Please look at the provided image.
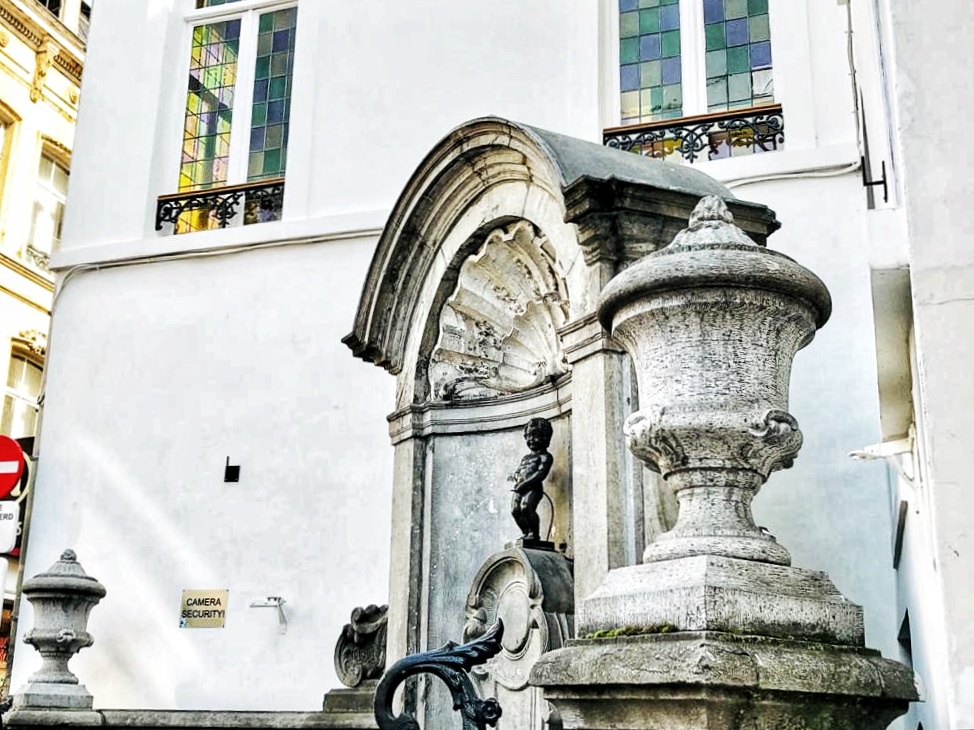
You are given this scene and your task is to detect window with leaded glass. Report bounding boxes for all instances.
[616,0,777,125]
[619,0,683,124]
[703,0,773,111]
[176,0,298,233]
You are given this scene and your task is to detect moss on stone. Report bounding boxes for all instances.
[583,624,676,639]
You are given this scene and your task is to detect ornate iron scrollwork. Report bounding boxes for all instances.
[155,178,285,233]
[373,620,504,730]
[603,105,785,164]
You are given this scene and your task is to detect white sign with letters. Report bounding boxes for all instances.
[0,502,18,553]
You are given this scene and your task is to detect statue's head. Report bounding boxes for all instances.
[524,417,553,450]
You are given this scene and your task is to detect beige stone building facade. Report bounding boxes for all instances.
[0,0,85,691]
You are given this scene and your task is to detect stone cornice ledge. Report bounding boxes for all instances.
[0,251,54,291]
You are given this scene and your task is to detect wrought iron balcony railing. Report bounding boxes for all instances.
[155,178,285,235]
[603,104,784,164]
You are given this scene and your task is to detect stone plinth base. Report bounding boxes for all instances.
[6,682,102,725]
[2,709,379,730]
[530,632,917,730]
[322,682,376,725]
[578,555,865,645]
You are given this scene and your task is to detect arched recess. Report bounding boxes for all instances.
[342,117,781,692]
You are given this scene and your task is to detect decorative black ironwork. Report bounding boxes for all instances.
[155,178,285,233]
[603,105,785,164]
[374,620,504,730]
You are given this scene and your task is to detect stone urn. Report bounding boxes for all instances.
[597,195,831,566]
[14,549,106,711]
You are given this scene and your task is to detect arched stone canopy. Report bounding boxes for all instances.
[343,116,779,408]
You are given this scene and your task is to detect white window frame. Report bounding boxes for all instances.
[28,152,69,258]
[2,351,43,441]
[172,0,298,192]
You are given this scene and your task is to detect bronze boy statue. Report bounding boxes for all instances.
[510,418,554,540]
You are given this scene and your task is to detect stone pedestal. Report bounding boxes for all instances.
[533,633,915,730]
[530,196,917,729]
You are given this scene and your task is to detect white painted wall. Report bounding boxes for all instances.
[14,0,927,714]
[884,0,974,726]
[13,238,395,709]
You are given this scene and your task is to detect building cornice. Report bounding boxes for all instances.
[0,1,84,86]
[0,250,55,291]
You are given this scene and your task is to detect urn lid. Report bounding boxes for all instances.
[22,549,107,599]
[598,195,832,331]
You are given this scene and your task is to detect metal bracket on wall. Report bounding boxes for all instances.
[250,596,288,634]
[861,155,888,204]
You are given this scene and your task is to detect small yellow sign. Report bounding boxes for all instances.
[180,589,228,628]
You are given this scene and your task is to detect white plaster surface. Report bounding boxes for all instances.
[12,239,394,710]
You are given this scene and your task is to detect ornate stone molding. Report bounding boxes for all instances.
[31,37,57,103]
[14,329,47,358]
[428,220,569,401]
[462,547,573,730]
[334,604,388,688]
[0,5,84,87]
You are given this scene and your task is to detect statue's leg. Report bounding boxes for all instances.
[511,492,526,535]
[522,489,543,539]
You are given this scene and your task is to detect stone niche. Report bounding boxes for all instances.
[344,117,779,729]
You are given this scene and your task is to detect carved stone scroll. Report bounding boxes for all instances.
[334,604,388,688]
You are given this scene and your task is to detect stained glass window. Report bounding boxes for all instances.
[619,0,682,124]
[703,0,774,112]
[179,19,239,192]
[176,3,297,233]
[248,8,297,181]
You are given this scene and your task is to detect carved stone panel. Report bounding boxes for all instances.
[462,547,574,730]
[429,220,569,401]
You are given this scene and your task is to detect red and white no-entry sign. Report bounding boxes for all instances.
[0,436,25,499]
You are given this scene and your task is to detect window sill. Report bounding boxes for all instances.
[50,208,388,271]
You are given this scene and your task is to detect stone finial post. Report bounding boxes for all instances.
[530,196,916,730]
[11,549,105,717]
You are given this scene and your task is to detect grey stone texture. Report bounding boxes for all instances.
[577,555,864,645]
[462,547,574,730]
[597,196,831,567]
[531,633,915,730]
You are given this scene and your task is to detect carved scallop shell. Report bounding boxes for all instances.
[429,220,569,401]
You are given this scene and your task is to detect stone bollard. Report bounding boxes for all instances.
[8,549,105,724]
[530,196,917,730]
